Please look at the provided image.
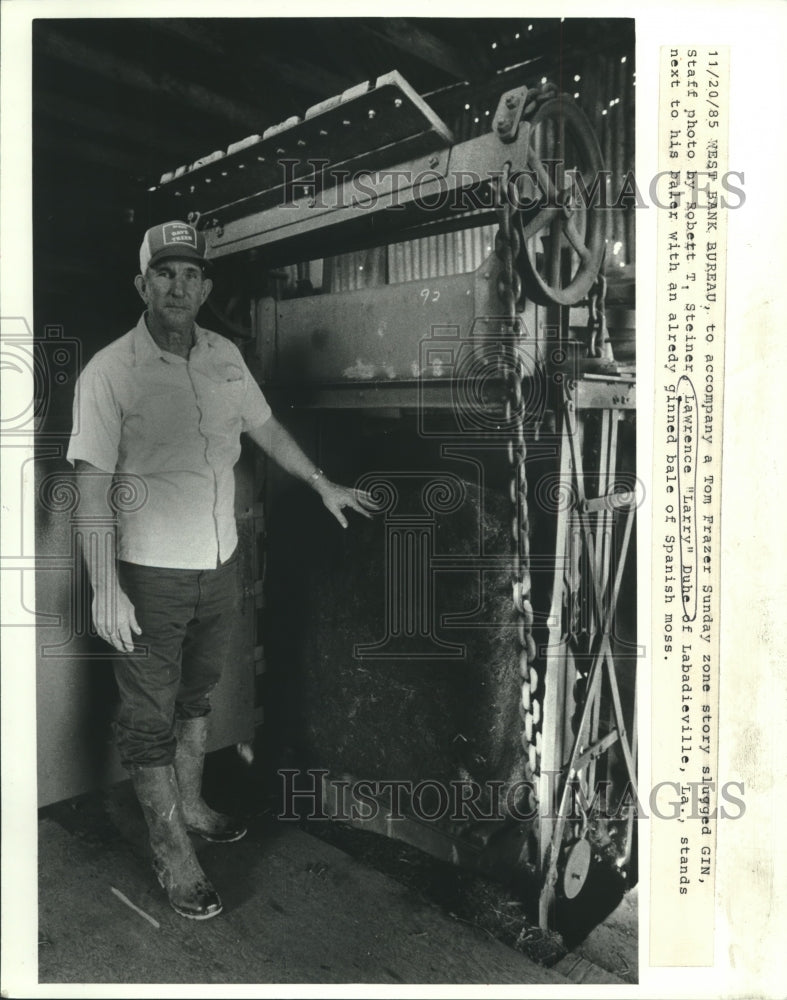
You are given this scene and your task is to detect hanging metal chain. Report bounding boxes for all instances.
[586,272,612,360]
[494,163,541,780]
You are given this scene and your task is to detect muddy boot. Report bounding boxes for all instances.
[131,764,223,920]
[174,716,247,843]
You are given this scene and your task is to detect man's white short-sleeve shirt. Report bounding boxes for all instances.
[67,315,271,569]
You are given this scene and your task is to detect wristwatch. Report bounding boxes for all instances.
[308,467,325,488]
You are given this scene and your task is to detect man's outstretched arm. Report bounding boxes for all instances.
[245,416,371,529]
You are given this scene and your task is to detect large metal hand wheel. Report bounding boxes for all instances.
[518,98,606,307]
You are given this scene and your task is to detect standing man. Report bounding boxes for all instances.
[67,220,369,920]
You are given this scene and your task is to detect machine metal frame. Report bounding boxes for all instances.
[151,71,638,930]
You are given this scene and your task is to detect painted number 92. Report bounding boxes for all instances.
[420,288,440,303]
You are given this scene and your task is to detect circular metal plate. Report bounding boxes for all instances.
[562,838,592,899]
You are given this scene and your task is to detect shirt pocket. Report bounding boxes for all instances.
[201,365,246,439]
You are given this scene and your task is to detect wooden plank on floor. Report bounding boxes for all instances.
[571,886,638,984]
[554,953,626,985]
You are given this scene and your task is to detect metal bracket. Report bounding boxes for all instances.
[582,491,637,514]
[493,87,530,143]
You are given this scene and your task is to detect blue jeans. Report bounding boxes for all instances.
[112,551,241,768]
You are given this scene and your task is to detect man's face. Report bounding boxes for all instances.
[134,258,212,333]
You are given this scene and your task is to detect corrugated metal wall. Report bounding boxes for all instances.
[321,225,498,291]
[281,50,634,295]
[387,226,497,283]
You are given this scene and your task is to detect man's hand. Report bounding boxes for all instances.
[92,583,142,652]
[245,418,377,527]
[314,479,374,529]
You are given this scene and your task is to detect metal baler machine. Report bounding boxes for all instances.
[150,71,638,931]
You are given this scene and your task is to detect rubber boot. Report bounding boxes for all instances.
[131,764,223,920]
[174,716,247,843]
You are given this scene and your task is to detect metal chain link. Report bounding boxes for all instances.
[586,272,611,360]
[494,163,541,779]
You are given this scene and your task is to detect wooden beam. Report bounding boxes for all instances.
[251,49,354,103]
[149,18,353,102]
[147,18,229,58]
[35,129,159,181]
[36,28,262,129]
[36,92,191,160]
[360,19,488,81]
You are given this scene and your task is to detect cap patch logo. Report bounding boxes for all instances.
[162,223,197,247]
[139,220,206,273]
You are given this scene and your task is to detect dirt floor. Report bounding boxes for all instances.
[37,758,637,987]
